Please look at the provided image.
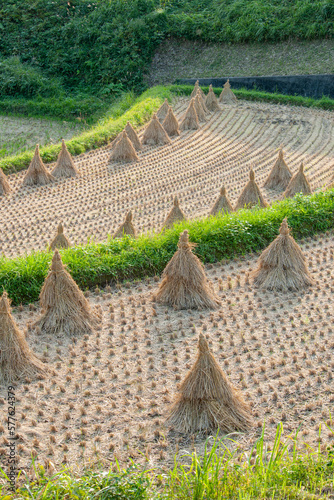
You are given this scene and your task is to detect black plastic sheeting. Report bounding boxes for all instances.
[176,75,334,99]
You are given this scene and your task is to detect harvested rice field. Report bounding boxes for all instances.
[1,97,334,258]
[1,231,334,472]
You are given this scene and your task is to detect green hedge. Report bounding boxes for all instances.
[1,190,334,305]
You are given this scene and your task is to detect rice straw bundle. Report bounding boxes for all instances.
[264,148,292,190]
[49,223,71,251]
[0,292,45,384]
[251,218,314,291]
[153,230,219,309]
[162,107,180,137]
[109,131,139,163]
[205,85,221,112]
[194,94,207,122]
[283,162,312,198]
[180,99,199,131]
[157,99,170,122]
[32,250,99,336]
[166,333,252,433]
[142,113,171,146]
[125,122,142,151]
[52,139,79,178]
[210,186,233,215]
[191,80,206,100]
[22,144,55,186]
[161,196,187,230]
[113,210,137,238]
[196,89,209,114]
[0,167,11,196]
[235,169,268,210]
[219,79,237,104]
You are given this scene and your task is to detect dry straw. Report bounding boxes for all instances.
[0,167,11,196]
[113,210,137,238]
[22,144,55,186]
[162,107,180,137]
[283,161,312,198]
[191,80,206,100]
[219,79,237,104]
[162,196,187,230]
[33,250,99,336]
[205,85,221,112]
[142,113,171,146]
[157,99,170,123]
[49,223,71,251]
[210,186,234,215]
[180,99,199,131]
[264,148,292,190]
[194,93,207,122]
[0,291,45,384]
[235,169,268,210]
[125,122,142,151]
[109,131,139,163]
[166,333,252,433]
[52,139,79,178]
[197,89,209,114]
[153,230,219,309]
[251,218,314,291]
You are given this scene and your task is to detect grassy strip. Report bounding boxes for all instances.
[1,190,334,306]
[170,84,334,111]
[1,423,333,498]
[0,86,172,174]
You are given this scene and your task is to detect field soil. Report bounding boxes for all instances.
[0,96,333,258]
[0,232,333,475]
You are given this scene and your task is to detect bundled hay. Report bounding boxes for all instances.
[142,113,171,146]
[33,250,98,336]
[0,292,45,384]
[283,161,312,198]
[162,107,180,137]
[196,89,209,114]
[125,122,142,151]
[166,333,252,433]
[235,169,268,210]
[109,131,139,163]
[180,99,199,131]
[157,99,170,122]
[210,186,233,215]
[191,80,206,100]
[0,167,11,196]
[49,223,71,251]
[113,210,137,238]
[219,79,237,104]
[251,218,314,291]
[161,196,187,230]
[52,139,79,178]
[264,149,292,190]
[22,144,55,186]
[194,94,207,122]
[153,230,219,309]
[205,85,221,112]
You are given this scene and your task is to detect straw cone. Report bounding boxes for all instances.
[109,131,139,163]
[194,94,207,122]
[162,107,180,137]
[157,99,170,123]
[264,149,292,190]
[49,223,71,251]
[191,80,206,100]
[283,162,312,198]
[161,196,187,231]
[113,211,137,238]
[52,139,79,178]
[33,250,99,335]
[180,99,199,131]
[196,89,209,114]
[251,218,314,291]
[0,167,11,196]
[125,122,142,151]
[22,145,55,186]
[235,169,268,210]
[219,79,237,104]
[166,333,252,433]
[205,85,221,112]
[0,292,45,384]
[142,113,171,146]
[153,230,219,309]
[210,186,234,215]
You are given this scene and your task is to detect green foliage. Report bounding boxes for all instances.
[1,189,334,306]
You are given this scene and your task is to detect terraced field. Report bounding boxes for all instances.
[1,97,333,258]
